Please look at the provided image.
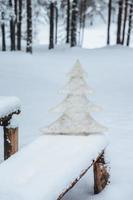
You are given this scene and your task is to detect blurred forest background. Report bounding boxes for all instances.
[0,0,133,52]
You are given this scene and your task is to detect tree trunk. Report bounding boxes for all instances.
[9,0,16,51]
[55,4,58,45]
[122,0,128,44]
[107,0,112,45]
[126,2,133,46]
[17,0,22,50]
[71,0,78,47]
[116,0,124,44]
[66,0,70,43]
[80,0,87,46]
[26,0,32,53]
[1,11,6,51]
[14,0,18,49]
[49,2,55,49]
[79,0,84,46]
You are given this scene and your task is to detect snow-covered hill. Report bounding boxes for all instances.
[0,45,133,199]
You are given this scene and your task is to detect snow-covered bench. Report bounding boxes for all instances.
[0,97,21,160]
[0,134,109,200]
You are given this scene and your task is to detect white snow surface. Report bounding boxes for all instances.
[0,134,107,200]
[0,96,20,118]
[0,45,133,199]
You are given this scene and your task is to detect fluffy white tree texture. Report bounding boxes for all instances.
[42,60,107,135]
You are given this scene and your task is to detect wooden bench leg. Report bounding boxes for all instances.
[93,151,109,194]
[4,127,18,160]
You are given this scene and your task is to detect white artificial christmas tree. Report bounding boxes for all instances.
[42,60,107,135]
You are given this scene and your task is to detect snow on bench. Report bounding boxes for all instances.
[0,134,108,200]
[0,96,20,120]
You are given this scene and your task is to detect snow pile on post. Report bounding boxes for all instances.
[0,134,108,200]
[0,97,21,118]
[42,60,107,135]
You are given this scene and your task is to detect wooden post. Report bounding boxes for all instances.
[4,127,18,160]
[93,152,109,194]
[56,150,109,200]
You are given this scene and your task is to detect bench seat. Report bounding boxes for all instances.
[0,134,107,200]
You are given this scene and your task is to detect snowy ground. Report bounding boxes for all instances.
[0,45,133,199]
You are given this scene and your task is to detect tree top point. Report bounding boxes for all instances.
[73,59,83,69]
[68,59,87,78]
[75,59,81,65]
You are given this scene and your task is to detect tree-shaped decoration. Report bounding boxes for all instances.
[42,60,107,135]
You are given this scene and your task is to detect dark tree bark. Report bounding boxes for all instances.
[26,0,32,53]
[79,0,84,45]
[49,2,55,49]
[127,2,133,46]
[14,0,17,22]
[9,0,16,51]
[14,0,18,49]
[122,0,128,44]
[17,0,22,50]
[79,0,86,46]
[82,1,87,36]
[66,0,70,43]
[116,0,124,44]
[1,11,6,51]
[107,0,112,45]
[71,0,78,47]
[55,4,58,45]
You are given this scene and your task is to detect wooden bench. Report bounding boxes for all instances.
[0,134,109,199]
[0,97,21,160]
